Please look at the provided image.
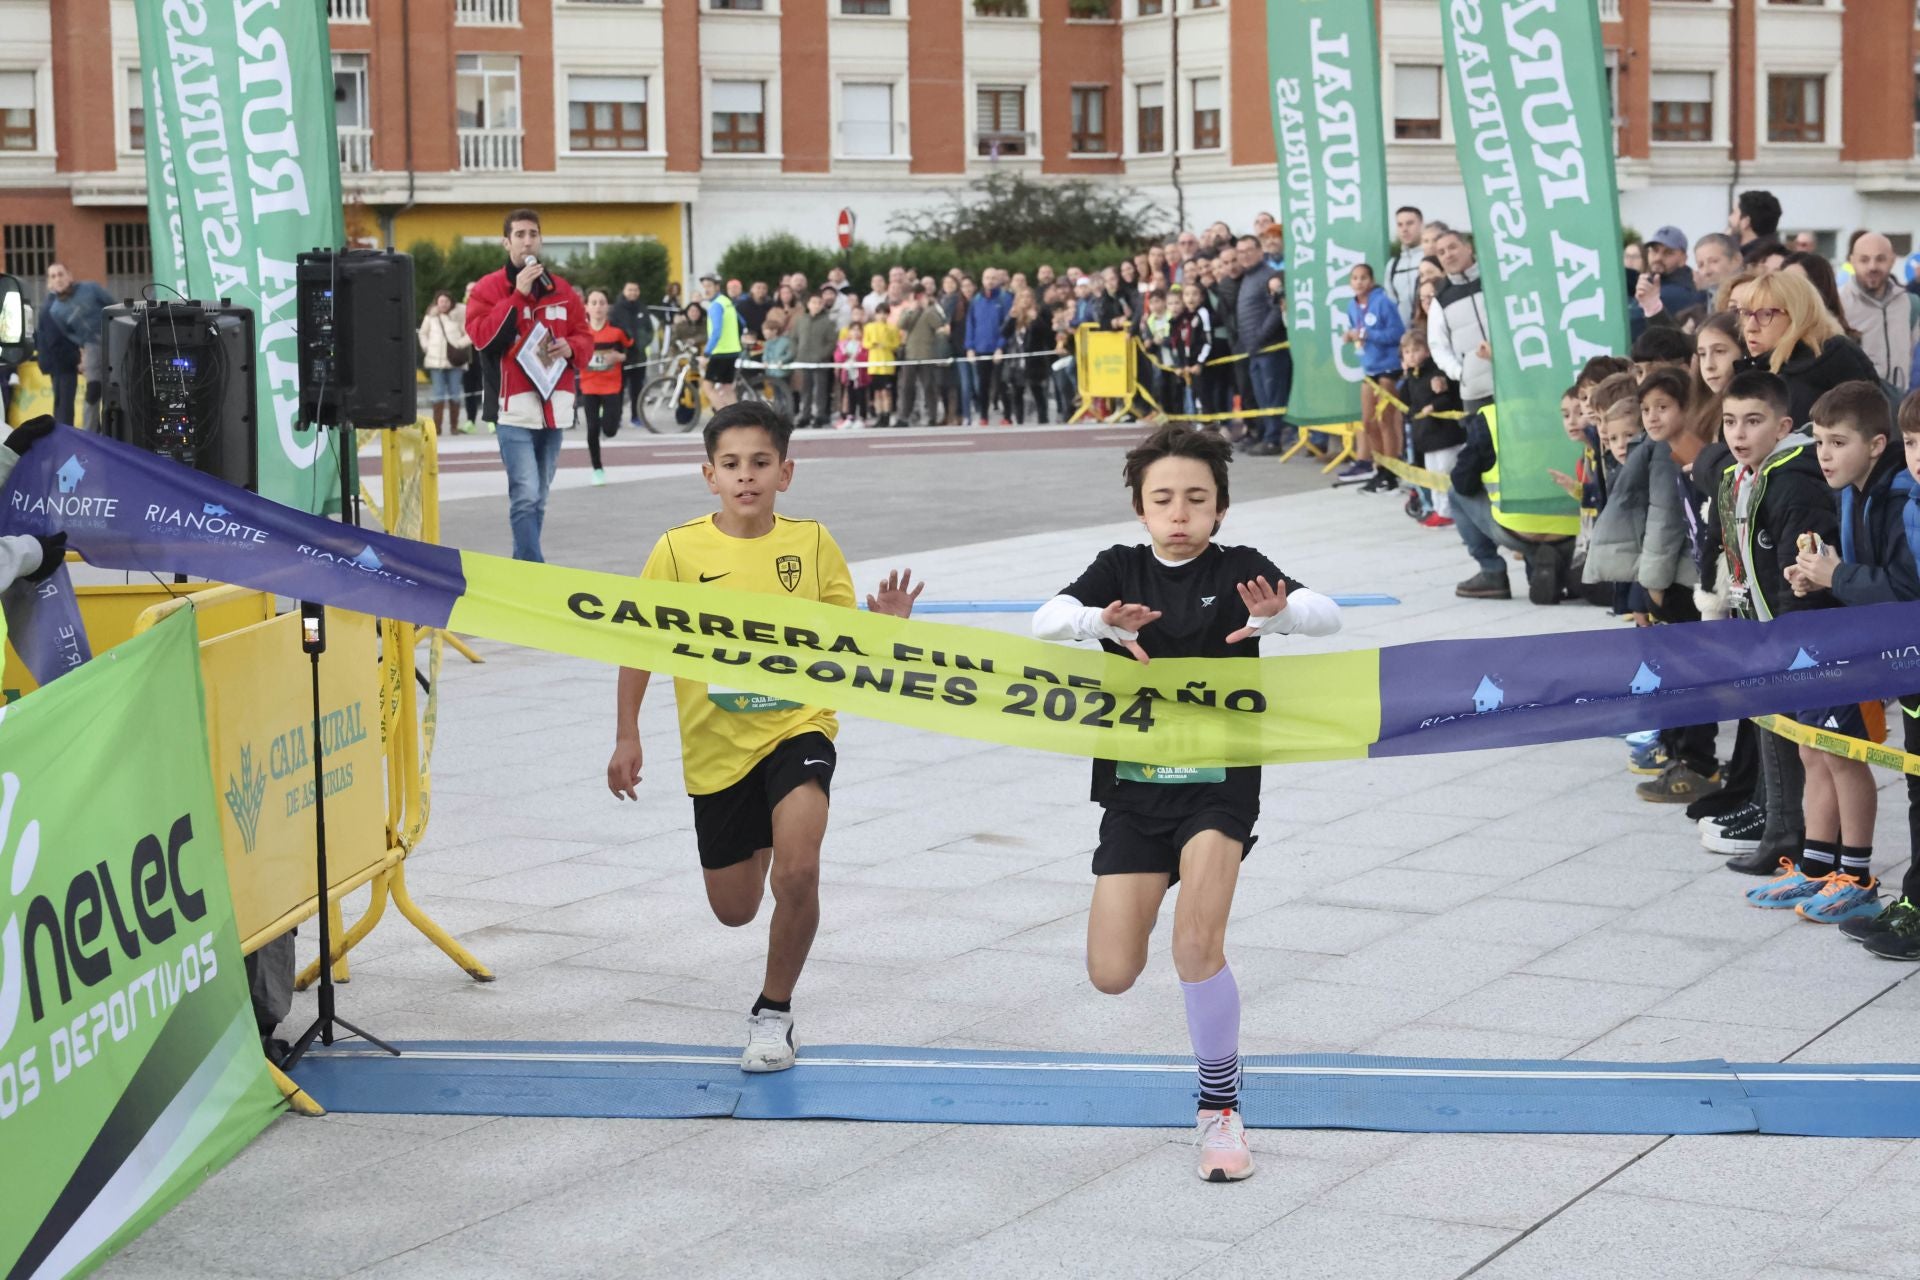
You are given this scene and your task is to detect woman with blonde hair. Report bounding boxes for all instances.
[1731,268,1879,425]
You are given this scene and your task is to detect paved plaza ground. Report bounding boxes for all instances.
[102,427,1920,1280]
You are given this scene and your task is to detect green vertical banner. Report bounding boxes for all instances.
[1266,0,1390,429]
[0,612,283,1279]
[135,0,347,514]
[1439,0,1629,515]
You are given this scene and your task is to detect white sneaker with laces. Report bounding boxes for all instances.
[742,1009,796,1073]
[1195,1107,1255,1182]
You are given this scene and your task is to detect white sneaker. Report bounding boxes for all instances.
[742,1009,796,1073]
[1195,1108,1255,1182]
[591,468,607,486]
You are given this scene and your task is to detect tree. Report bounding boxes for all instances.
[886,173,1169,258]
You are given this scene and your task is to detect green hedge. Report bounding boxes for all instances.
[406,237,670,319]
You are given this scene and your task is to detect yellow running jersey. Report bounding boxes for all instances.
[640,513,856,794]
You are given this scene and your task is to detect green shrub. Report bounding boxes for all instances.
[406,237,667,318]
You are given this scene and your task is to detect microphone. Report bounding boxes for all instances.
[525,257,554,297]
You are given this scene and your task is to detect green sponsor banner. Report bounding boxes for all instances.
[1440,0,1629,515]
[1266,0,1390,428]
[135,0,347,515]
[0,611,282,1279]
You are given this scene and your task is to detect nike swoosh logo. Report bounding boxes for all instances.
[802,759,830,767]
[699,572,730,582]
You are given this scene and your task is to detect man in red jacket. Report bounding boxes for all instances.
[465,207,592,562]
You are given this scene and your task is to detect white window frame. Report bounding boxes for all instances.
[561,71,655,157]
[1069,83,1116,158]
[1186,72,1224,154]
[833,77,906,161]
[332,51,371,132]
[1757,59,1840,149]
[704,74,780,160]
[706,0,780,12]
[833,0,905,15]
[0,66,49,158]
[1388,63,1446,145]
[1648,68,1718,147]
[1129,79,1165,157]
[120,63,144,156]
[970,78,1040,163]
[455,52,522,131]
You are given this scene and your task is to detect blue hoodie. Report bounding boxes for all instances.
[964,287,1011,355]
[1833,451,1920,604]
[1345,286,1405,377]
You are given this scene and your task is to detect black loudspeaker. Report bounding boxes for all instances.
[101,300,258,491]
[296,249,418,428]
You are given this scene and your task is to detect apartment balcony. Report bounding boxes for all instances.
[1599,0,1621,20]
[328,0,369,20]
[455,0,521,25]
[337,127,373,175]
[459,128,523,170]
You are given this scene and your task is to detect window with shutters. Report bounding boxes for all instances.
[1650,71,1712,143]
[1393,65,1441,140]
[1190,76,1220,150]
[840,82,893,156]
[0,72,36,151]
[976,86,1026,156]
[569,75,648,151]
[710,80,766,153]
[1136,82,1164,154]
[4,224,55,307]
[126,66,144,152]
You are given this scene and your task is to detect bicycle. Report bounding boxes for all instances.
[638,347,794,433]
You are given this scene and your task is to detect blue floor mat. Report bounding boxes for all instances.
[286,1042,1920,1137]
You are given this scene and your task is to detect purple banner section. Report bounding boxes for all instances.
[1,427,465,686]
[1373,608,1920,758]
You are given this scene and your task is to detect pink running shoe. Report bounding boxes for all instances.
[1196,1108,1255,1182]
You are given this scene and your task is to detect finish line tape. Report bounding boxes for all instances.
[10,425,1920,769]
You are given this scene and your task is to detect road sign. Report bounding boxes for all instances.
[836,208,855,249]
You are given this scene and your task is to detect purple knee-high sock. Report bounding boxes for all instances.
[1180,962,1240,1112]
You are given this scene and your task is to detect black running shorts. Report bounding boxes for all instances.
[1091,807,1256,884]
[705,353,739,385]
[1793,702,1869,740]
[691,732,835,869]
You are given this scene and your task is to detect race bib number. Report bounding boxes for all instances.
[708,686,801,713]
[1116,762,1226,785]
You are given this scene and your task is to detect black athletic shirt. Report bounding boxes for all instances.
[1061,542,1304,816]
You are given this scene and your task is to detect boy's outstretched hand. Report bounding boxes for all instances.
[1101,600,1161,664]
[868,568,925,618]
[1791,542,1839,592]
[607,739,643,800]
[1224,576,1287,643]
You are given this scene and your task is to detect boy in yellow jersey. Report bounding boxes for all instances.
[862,301,904,429]
[605,401,924,1071]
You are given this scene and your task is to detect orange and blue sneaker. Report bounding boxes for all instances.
[1797,874,1881,924]
[1745,859,1827,909]
[1196,1108,1255,1182]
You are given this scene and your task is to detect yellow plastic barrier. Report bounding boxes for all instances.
[1070,324,1136,422]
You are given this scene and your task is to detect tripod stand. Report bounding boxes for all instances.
[279,426,397,1070]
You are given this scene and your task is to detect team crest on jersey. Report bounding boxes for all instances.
[776,554,803,592]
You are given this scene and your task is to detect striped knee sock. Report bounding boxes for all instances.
[1180,962,1241,1112]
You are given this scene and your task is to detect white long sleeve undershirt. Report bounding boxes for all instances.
[1032,581,1342,646]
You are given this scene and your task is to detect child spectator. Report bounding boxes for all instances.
[1844,391,1920,957]
[1141,288,1173,415]
[1629,326,1695,382]
[863,302,903,429]
[836,304,870,428]
[579,287,631,487]
[1344,263,1407,493]
[1762,382,1920,920]
[1714,368,1840,879]
[1173,284,1216,416]
[760,314,794,401]
[1399,330,1462,527]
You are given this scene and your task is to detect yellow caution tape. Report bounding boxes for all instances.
[1753,712,1920,777]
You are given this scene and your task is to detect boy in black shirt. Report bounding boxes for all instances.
[1033,424,1341,1183]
